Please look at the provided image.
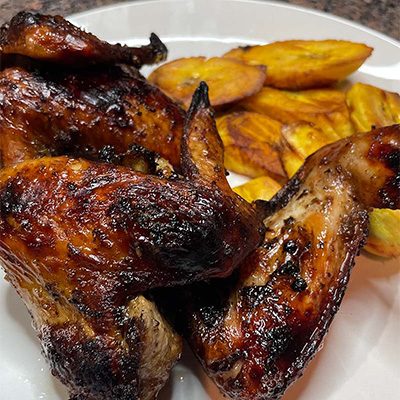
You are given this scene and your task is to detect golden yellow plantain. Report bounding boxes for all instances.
[346,82,400,132]
[233,175,282,202]
[346,82,400,258]
[148,57,266,109]
[279,121,334,177]
[216,112,286,181]
[241,87,354,139]
[224,40,372,89]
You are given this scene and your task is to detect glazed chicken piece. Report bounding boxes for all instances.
[0,65,185,169]
[0,12,184,169]
[162,124,400,400]
[0,12,167,67]
[0,83,265,400]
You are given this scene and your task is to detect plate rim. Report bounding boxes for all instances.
[1,2,399,400]
[67,0,400,48]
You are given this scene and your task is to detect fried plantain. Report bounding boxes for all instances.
[279,121,334,177]
[241,86,354,139]
[365,210,400,258]
[279,147,304,179]
[148,57,266,109]
[346,82,400,257]
[224,40,372,89]
[346,82,400,132]
[216,111,286,181]
[233,175,282,202]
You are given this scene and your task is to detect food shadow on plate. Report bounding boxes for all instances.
[5,285,69,399]
[49,373,69,400]
[158,344,226,400]
[5,285,37,346]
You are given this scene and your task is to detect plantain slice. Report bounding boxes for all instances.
[148,57,266,109]
[279,121,333,177]
[282,121,334,158]
[279,146,304,180]
[240,86,354,139]
[346,82,400,258]
[224,40,372,89]
[346,82,400,132]
[365,210,400,258]
[216,111,286,181]
[233,175,282,202]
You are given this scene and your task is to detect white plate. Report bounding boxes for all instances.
[0,1,399,399]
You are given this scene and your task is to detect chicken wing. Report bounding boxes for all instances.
[0,65,185,168]
[161,124,400,400]
[0,12,167,68]
[0,83,265,399]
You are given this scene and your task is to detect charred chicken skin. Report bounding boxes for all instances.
[0,83,265,400]
[0,12,167,68]
[0,12,185,169]
[0,65,185,169]
[0,15,186,399]
[163,124,400,400]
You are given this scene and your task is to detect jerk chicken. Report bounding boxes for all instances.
[0,12,168,67]
[0,65,185,169]
[0,83,265,399]
[0,12,190,399]
[158,124,400,400]
[0,12,185,169]
[1,9,398,400]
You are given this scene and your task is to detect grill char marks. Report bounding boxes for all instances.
[0,82,266,400]
[0,149,263,305]
[42,322,141,400]
[0,66,185,169]
[0,12,167,68]
[166,124,400,400]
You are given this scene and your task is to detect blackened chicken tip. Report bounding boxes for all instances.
[149,32,168,62]
[188,81,211,115]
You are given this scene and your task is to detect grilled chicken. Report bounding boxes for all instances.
[160,124,400,400]
[0,12,167,68]
[0,12,184,169]
[0,65,185,169]
[0,83,265,400]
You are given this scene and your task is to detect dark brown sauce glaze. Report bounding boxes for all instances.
[0,12,167,68]
[0,65,185,168]
[0,83,264,316]
[0,83,265,400]
[157,124,400,400]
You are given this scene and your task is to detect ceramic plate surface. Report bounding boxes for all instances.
[0,1,399,399]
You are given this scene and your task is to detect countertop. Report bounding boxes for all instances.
[0,0,399,40]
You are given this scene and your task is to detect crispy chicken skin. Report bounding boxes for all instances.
[0,13,183,169]
[162,124,400,400]
[0,83,265,399]
[0,12,167,68]
[0,65,185,168]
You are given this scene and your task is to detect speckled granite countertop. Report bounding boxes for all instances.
[0,0,399,40]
